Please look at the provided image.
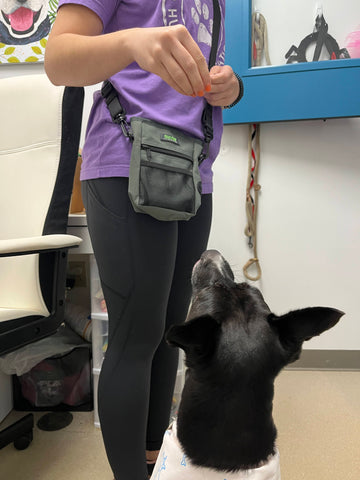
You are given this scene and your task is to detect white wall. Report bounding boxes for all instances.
[209,120,360,351]
[1,52,359,351]
[208,0,360,351]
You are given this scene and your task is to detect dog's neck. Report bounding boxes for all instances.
[176,375,278,472]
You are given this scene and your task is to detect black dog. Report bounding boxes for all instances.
[151,250,344,479]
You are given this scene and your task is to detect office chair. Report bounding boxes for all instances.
[0,74,84,450]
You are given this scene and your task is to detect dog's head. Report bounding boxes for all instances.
[0,0,49,43]
[167,250,344,379]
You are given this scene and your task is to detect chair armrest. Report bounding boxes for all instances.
[0,234,82,257]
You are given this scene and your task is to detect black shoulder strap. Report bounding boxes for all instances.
[101,80,134,140]
[209,0,221,69]
[200,0,221,162]
[102,0,221,161]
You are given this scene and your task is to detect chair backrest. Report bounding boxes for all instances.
[0,74,84,340]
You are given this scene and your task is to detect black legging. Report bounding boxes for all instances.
[82,177,212,480]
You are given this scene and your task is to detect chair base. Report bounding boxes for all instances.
[0,413,34,450]
[0,410,75,451]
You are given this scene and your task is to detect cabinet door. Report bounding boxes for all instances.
[223,0,360,124]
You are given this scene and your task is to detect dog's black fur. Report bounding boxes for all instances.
[166,250,344,472]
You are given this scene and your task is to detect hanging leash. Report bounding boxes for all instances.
[252,11,271,67]
[243,11,270,282]
[243,123,262,281]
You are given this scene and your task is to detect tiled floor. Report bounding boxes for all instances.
[1,370,359,480]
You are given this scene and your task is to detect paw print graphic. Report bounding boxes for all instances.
[190,0,213,47]
[154,453,168,480]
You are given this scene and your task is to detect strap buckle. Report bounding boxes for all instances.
[101,81,134,141]
[199,106,213,163]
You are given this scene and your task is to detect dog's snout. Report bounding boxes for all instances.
[193,250,235,286]
[192,250,222,275]
[200,250,227,272]
[200,249,222,262]
[192,250,221,274]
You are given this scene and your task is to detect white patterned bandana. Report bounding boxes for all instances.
[150,421,281,480]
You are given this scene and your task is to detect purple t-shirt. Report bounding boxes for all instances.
[58,0,226,193]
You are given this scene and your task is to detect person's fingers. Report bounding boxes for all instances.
[131,25,210,96]
[157,26,210,95]
[178,29,211,93]
[204,66,240,106]
[204,91,229,106]
[157,53,192,96]
[209,65,232,86]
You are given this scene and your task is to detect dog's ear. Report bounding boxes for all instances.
[166,315,220,356]
[269,307,344,358]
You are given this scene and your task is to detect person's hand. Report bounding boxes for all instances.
[128,25,211,97]
[204,65,240,107]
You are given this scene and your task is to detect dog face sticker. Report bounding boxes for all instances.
[0,0,57,63]
[0,0,51,44]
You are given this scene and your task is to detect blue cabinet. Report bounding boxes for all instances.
[223,0,360,124]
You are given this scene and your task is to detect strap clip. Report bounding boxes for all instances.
[101,81,134,140]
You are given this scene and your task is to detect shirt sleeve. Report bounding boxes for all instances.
[57,0,119,31]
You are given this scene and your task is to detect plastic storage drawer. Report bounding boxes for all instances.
[92,313,108,371]
[93,368,101,428]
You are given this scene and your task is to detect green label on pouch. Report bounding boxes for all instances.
[161,133,179,145]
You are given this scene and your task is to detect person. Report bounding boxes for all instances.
[45,2,241,480]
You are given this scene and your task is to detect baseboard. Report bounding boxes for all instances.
[286,350,360,371]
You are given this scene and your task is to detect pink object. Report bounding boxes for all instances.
[345,27,360,58]
[7,7,34,32]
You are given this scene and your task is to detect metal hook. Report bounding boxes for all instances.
[313,4,324,33]
[315,3,323,19]
[254,5,260,23]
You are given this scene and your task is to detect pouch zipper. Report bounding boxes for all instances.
[140,159,192,176]
[141,144,193,163]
